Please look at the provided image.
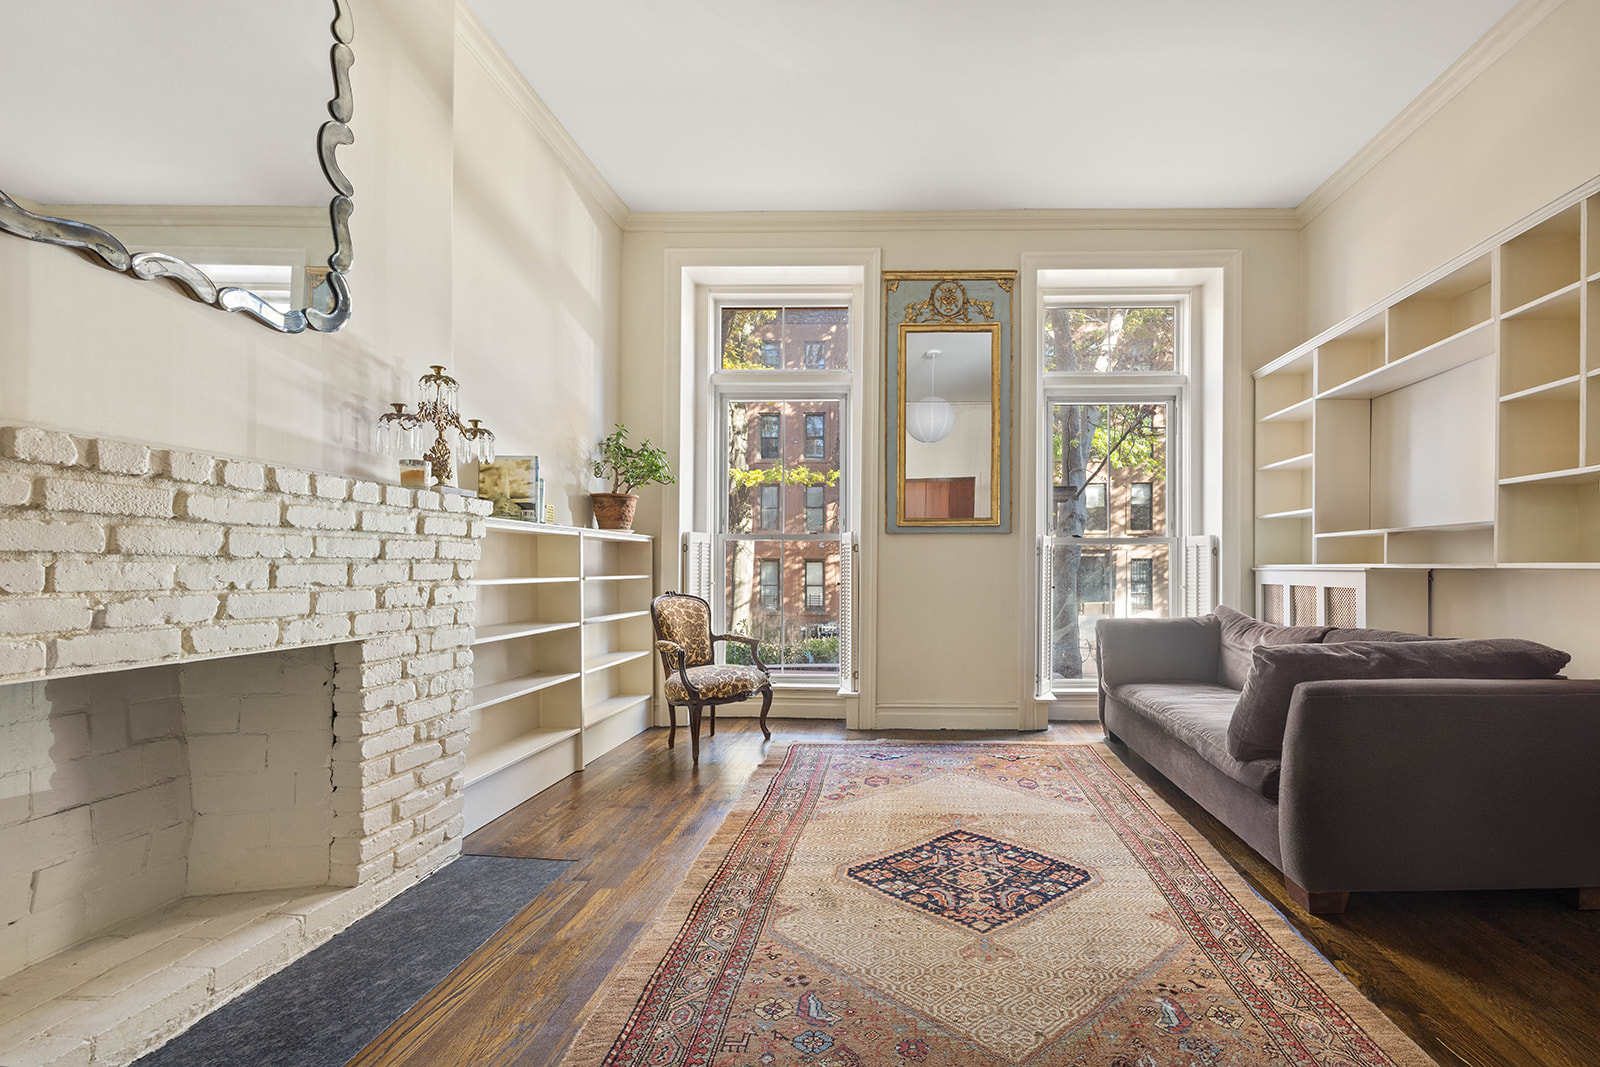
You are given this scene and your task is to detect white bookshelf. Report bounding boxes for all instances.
[1253,180,1600,619]
[463,520,655,834]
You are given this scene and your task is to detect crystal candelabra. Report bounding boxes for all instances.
[376,365,495,486]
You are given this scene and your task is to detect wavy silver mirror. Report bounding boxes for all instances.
[0,0,354,334]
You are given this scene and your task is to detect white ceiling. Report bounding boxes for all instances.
[472,0,1521,213]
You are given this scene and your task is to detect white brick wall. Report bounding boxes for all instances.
[0,425,491,1064]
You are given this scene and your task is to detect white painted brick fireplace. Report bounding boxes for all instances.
[0,425,492,1067]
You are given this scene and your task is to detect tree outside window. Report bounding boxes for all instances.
[1079,549,1112,603]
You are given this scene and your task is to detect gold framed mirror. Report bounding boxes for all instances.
[885,271,1014,532]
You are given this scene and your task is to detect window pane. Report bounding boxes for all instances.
[758,485,779,530]
[1130,557,1154,611]
[726,400,841,536]
[1048,543,1170,684]
[759,414,780,459]
[804,413,825,459]
[1085,483,1107,531]
[720,306,849,371]
[1130,482,1153,531]
[1048,403,1168,537]
[782,307,850,371]
[720,308,783,370]
[1044,306,1175,372]
[724,540,841,674]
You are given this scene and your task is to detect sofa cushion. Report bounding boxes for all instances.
[1323,627,1442,643]
[1214,604,1331,690]
[1227,638,1573,761]
[1110,682,1282,799]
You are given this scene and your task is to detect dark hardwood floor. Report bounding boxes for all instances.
[347,719,1600,1067]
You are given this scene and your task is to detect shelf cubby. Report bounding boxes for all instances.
[1254,514,1312,566]
[1256,356,1313,422]
[1311,398,1372,533]
[1315,531,1385,566]
[1255,415,1313,472]
[1587,374,1600,467]
[1498,475,1600,563]
[1313,313,1385,394]
[1499,382,1581,479]
[475,520,579,581]
[1586,194,1600,280]
[1500,285,1580,396]
[1386,525,1495,567]
[1386,254,1492,362]
[1501,204,1582,314]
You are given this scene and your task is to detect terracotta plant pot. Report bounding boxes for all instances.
[591,492,639,530]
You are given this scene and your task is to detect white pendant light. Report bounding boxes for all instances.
[906,349,955,443]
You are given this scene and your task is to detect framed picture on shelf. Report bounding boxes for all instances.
[476,455,539,517]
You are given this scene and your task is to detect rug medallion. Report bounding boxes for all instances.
[564,743,1435,1067]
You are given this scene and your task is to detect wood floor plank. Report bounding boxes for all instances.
[348,720,1600,1067]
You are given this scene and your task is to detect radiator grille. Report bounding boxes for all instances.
[1291,585,1317,626]
[1325,585,1359,628]
[1261,584,1284,624]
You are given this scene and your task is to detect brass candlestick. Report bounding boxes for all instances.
[376,366,495,485]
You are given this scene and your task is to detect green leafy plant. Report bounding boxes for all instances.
[591,424,675,495]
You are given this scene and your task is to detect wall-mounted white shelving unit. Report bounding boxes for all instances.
[464,520,655,834]
[1254,179,1600,625]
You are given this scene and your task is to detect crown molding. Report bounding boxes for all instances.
[1296,0,1565,225]
[454,1,630,229]
[624,207,1299,234]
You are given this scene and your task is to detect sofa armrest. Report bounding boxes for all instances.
[1279,677,1600,895]
[1095,616,1221,690]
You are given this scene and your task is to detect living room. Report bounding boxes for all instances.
[2,1,1598,1065]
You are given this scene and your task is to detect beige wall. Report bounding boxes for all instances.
[1301,0,1600,334]
[450,17,623,527]
[1297,0,1600,676]
[619,222,1300,723]
[0,0,455,480]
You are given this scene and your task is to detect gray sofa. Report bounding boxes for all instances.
[1095,606,1600,914]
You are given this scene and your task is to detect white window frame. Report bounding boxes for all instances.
[706,290,858,687]
[1040,291,1191,694]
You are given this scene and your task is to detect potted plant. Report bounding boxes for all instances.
[590,423,674,530]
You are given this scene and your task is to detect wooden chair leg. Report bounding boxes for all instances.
[688,702,702,764]
[758,685,772,741]
[1285,876,1348,915]
[666,703,676,748]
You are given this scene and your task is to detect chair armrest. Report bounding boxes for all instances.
[714,633,769,673]
[1279,677,1600,894]
[654,639,699,700]
[1095,616,1221,690]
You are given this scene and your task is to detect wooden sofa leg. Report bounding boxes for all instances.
[688,703,702,765]
[1562,887,1600,910]
[666,703,676,748]
[1285,877,1349,915]
[758,685,772,741]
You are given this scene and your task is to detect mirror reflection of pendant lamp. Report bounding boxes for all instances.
[906,348,955,443]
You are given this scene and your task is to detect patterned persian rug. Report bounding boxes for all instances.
[563,743,1435,1066]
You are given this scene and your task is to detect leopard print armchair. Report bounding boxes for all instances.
[650,591,772,763]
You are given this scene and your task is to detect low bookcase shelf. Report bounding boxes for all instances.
[1252,177,1600,618]
[464,518,656,833]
